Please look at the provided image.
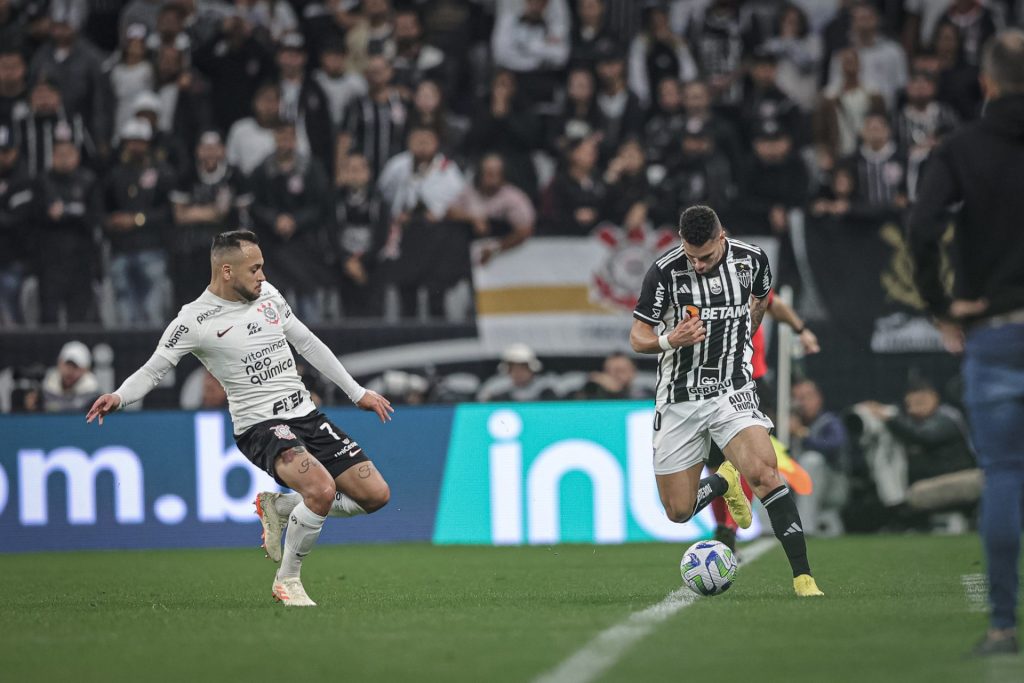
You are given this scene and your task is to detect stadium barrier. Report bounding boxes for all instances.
[0,402,760,553]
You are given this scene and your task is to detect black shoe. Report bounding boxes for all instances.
[970,633,1019,657]
[713,525,737,553]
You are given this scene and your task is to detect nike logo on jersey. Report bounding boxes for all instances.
[217,327,233,337]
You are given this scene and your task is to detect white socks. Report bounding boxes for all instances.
[277,502,326,579]
[276,491,367,519]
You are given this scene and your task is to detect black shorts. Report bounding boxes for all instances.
[235,410,370,487]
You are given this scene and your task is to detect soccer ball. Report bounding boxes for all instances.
[680,540,738,596]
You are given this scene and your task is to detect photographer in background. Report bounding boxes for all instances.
[41,340,100,412]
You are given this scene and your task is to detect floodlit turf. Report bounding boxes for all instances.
[0,535,1020,682]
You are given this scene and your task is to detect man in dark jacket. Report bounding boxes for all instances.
[103,117,176,326]
[38,127,99,324]
[908,29,1024,657]
[249,120,332,323]
[0,122,39,324]
[275,32,334,179]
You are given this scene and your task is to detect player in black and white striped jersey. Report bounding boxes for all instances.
[630,205,823,597]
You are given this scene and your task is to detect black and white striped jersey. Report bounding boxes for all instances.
[633,238,772,404]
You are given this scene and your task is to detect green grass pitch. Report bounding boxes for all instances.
[1,535,1020,682]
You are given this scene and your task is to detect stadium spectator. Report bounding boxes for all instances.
[103,117,175,326]
[477,343,554,402]
[180,368,230,410]
[627,2,697,109]
[0,123,37,325]
[736,120,808,235]
[689,0,752,106]
[149,2,192,52]
[0,47,27,124]
[577,351,653,400]
[815,47,887,159]
[407,79,468,155]
[933,19,984,119]
[760,2,823,112]
[593,39,645,160]
[131,90,189,178]
[841,111,908,216]
[345,0,396,73]
[547,66,601,156]
[825,1,908,108]
[153,41,214,171]
[369,369,430,405]
[451,153,536,264]
[0,0,28,54]
[739,50,802,143]
[192,9,275,133]
[937,0,1000,67]
[29,0,112,156]
[249,120,333,322]
[540,135,606,236]
[390,6,448,98]
[313,35,367,129]
[376,124,468,318]
[464,69,541,199]
[895,70,960,201]
[809,162,856,218]
[16,76,93,176]
[304,0,360,72]
[680,79,743,178]
[602,138,649,230]
[332,153,387,317]
[340,54,410,180]
[106,23,154,140]
[571,0,621,68]
[38,128,99,324]
[644,77,687,166]
[275,32,333,176]
[41,340,99,412]
[170,131,248,308]
[894,70,961,154]
[119,0,164,36]
[791,378,848,537]
[650,121,736,226]
[233,0,299,43]
[491,0,571,106]
[226,83,279,175]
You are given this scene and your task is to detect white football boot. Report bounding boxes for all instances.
[254,492,285,562]
[272,576,317,607]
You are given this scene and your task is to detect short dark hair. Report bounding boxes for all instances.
[211,230,258,257]
[678,205,721,245]
[983,29,1024,95]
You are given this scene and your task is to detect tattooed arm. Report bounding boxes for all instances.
[750,295,769,334]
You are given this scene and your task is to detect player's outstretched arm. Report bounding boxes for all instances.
[284,317,394,422]
[86,394,122,425]
[766,296,820,354]
[750,295,770,334]
[85,353,175,425]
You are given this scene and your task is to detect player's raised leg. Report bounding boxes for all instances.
[272,445,335,606]
[656,462,730,524]
[722,425,823,597]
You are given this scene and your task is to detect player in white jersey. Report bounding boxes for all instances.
[87,230,394,607]
[630,206,823,597]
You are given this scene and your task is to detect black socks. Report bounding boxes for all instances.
[762,485,811,577]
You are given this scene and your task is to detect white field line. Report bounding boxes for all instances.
[533,538,778,683]
[961,573,988,613]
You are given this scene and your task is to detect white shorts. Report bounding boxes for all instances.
[652,383,774,476]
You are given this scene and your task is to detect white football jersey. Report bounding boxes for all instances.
[154,282,313,434]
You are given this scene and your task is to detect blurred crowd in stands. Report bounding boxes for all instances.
[0,0,1016,326]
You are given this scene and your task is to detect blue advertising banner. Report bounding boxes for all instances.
[0,407,453,552]
[0,402,758,553]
